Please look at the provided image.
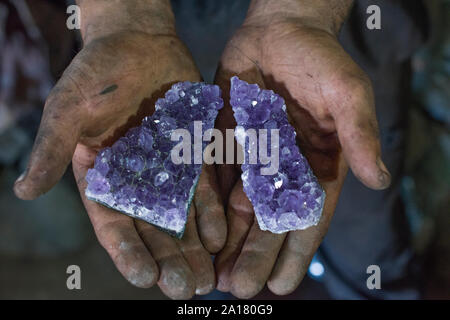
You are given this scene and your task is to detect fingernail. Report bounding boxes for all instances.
[376,157,391,188]
[196,282,214,295]
[15,170,27,184]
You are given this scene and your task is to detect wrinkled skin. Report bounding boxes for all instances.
[214,18,391,298]
[14,32,226,299]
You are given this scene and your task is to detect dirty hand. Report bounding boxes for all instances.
[214,0,391,298]
[14,0,226,299]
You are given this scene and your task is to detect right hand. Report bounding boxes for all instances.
[14,30,226,299]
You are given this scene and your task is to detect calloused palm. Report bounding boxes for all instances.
[14,32,226,299]
[214,20,391,298]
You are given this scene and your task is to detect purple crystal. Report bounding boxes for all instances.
[230,76,325,233]
[85,82,223,237]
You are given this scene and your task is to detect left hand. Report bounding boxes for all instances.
[214,6,391,298]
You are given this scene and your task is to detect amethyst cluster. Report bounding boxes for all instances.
[230,76,325,233]
[85,82,223,237]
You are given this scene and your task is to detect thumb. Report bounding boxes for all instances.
[14,81,84,200]
[332,81,391,190]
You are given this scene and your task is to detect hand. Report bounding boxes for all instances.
[14,1,226,299]
[214,0,391,298]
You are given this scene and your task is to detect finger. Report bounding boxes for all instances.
[267,231,311,295]
[267,215,331,295]
[135,220,196,299]
[332,79,391,190]
[14,81,83,200]
[267,160,347,295]
[135,219,196,300]
[72,144,158,288]
[230,222,286,299]
[176,206,215,295]
[214,180,254,292]
[194,164,227,253]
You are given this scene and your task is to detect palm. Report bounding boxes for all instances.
[214,21,387,298]
[69,33,200,148]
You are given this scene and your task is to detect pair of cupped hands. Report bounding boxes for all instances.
[13,4,391,299]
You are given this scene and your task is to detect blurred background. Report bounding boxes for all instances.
[0,0,448,299]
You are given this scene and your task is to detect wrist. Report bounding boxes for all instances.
[244,0,354,36]
[76,0,176,44]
